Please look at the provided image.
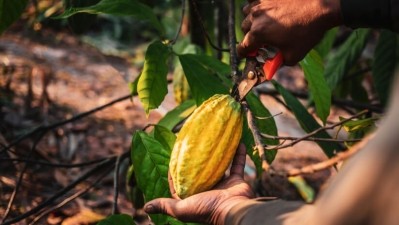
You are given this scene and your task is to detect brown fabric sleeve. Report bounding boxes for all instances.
[224,199,304,225]
[340,0,393,30]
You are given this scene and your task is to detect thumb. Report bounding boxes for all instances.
[144,198,179,217]
[237,31,262,58]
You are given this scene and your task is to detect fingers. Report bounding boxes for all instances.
[237,31,263,58]
[230,143,247,177]
[241,15,252,34]
[144,198,179,217]
[243,0,259,16]
[168,171,180,200]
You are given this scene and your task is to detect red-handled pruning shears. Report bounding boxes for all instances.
[237,47,283,101]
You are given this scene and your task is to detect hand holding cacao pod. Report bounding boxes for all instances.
[169,94,244,199]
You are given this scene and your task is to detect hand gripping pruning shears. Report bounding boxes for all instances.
[237,47,283,101]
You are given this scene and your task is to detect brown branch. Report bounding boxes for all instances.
[264,110,369,151]
[170,0,186,45]
[228,0,239,82]
[283,133,375,177]
[112,155,124,215]
[0,94,132,154]
[0,157,109,168]
[261,134,363,143]
[28,165,114,225]
[1,151,129,225]
[243,102,270,171]
[256,88,383,113]
[2,132,46,223]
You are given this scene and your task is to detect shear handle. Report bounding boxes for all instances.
[263,52,283,80]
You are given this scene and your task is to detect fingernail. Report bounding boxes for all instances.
[144,204,154,213]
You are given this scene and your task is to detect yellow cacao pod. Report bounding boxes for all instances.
[173,65,191,104]
[169,94,243,199]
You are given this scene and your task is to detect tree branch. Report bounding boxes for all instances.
[0,94,132,154]
[2,132,46,223]
[28,165,114,225]
[228,0,239,82]
[112,155,124,215]
[0,157,109,168]
[170,0,186,45]
[264,110,369,151]
[256,88,383,113]
[243,102,270,171]
[273,133,375,177]
[261,134,362,143]
[1,151,129,225]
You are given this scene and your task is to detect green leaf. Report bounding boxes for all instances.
[246,93,279,147]
[300,50,331,124]
[273,81,343,158]
[288,176,315,203]
[153,125,176,152]
[0,0,28,34]
[324,29,371,90]
[179,54,229,104]
[97,214,135,225]
[128,73,140,96]
[340,117,378,133]
[372,30,399,107]
[137,41,171,114]
[157,99,196,130]
[131,131,171,224]
[56,0,164,34]
[188,54,232,86]
[314,27,338,59]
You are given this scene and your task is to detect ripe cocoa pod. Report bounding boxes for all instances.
[169,94,243,199]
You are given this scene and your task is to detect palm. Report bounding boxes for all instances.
[144,144,254,224]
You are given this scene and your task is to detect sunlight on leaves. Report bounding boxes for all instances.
[137,41,171,115]
[300,50,331,124]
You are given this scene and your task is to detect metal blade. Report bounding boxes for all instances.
[238,71,258,101]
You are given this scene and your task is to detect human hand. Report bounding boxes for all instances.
[143,144,254,225]
[237,0,342,65]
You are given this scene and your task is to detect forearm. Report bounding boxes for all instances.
[224,199,304,225]
[341,0,399,32]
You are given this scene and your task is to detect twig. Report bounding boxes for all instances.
[279,133,375,177]
[28,165,114,225]
[0,157,109,168]
[228,0,239,82]
[264,110,369,150]
[112,155,123,215]
[261,134,363,143]
[2,132,45,223]
[190,0,229,52]
[0,94,132,154]
[1,151,129,225]
[243,102,270,171]
[256,88,383,113]
[170,0,186,45]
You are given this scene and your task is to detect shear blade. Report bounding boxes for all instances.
[238,75,257,101]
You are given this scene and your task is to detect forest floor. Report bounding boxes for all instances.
[0,26,345,225]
